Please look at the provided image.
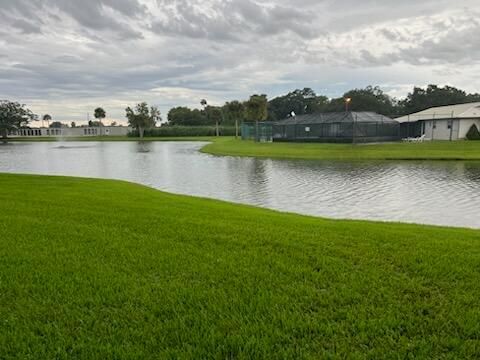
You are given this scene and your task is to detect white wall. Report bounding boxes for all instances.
[424,119,460,140]
[458,119,480,139]
[13,126,132,137]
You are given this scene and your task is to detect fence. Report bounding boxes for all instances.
[272,121,400,143]
[241,122,273,142]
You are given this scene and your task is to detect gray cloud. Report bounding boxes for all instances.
[11,19,43,34]
[151,0,317,41]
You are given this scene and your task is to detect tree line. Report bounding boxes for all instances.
[167,85,480,128]
[2,84,480,139]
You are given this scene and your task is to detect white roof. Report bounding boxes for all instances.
[396,102,480,123]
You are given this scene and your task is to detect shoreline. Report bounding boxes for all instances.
[5,136,480,161]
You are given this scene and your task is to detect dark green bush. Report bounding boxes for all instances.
[128,126,239,137]
[466,124,480,140]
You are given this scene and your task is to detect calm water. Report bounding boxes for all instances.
[1,141,479,228]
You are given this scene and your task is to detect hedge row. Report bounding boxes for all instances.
[128,126,239,137]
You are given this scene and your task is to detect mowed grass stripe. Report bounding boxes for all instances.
[0,173,479,359]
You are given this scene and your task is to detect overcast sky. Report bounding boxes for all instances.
[1,0,480,124]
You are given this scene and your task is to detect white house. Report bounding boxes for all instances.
[10,126,132,138]
[396,102,480,140]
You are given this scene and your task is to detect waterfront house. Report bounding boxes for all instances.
[396,102,480,140]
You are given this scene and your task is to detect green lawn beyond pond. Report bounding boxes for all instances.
[201,138,480,160]
[1,173,480,358]
[9,136,480,160]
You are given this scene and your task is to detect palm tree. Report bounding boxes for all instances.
[210,107,223,137]
[94,107,106,126]
[201,99,223,136]
[42,114,52,128]
[226,101,245,139]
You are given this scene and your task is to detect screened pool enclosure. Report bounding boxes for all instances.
[272,112,400,143]
[241,122,274,142]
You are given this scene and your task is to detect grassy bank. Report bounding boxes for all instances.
[201,138,480,161]
[1,173,480,358]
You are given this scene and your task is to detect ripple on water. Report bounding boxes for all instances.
[0,141,479,228]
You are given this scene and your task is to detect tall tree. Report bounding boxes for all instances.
[43,114,52,128]
[94,107,106,125]
[49,121,65,128]
[245,94,268,122]
[0,100,36,139]
[208,106,223,137]
[168,106,207,126]
[325,86,397,115]
[225,100,244,139]
[399,85,480,115]
[268,88,329,120]
[245,94,268,142]
[125,102,160,139]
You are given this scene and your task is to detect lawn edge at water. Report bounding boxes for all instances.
[1,172,476,231]
[200,138,480,161]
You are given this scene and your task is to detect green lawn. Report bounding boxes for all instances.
[201,138,480,160]
[1,173,480,358]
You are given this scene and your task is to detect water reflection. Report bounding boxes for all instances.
[0,141,479,228]
[136,141,153,153]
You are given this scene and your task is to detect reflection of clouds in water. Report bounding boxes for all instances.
[0,141,479,229]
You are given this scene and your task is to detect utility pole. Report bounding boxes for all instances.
[432,113,436,140]
[352,113,357,144]
[407,114,410,138]
[449,111,454,141]
[345,97,352,112]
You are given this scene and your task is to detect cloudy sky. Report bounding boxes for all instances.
[1,0,479,124]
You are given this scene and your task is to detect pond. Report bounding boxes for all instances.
[0,141,479,228]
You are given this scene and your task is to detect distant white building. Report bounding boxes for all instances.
[396,102,480,140]
[10,126,132,138]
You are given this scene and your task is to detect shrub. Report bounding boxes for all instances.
[128,126,238,137]
[466,124,480,140]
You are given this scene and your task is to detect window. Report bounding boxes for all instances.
[432,121,437,129]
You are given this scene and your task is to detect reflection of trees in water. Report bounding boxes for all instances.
[259,159,480,205]
[272,159,480,183]
[271,159,398,183]
[136,141,152,153]
[225,157,271,202]
[96,141,109,177]
[454,162,480,183]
